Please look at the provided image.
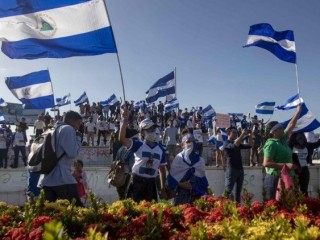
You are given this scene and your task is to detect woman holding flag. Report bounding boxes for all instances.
[263,104,302,200]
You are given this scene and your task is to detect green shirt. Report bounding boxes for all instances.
[263,132,292,175]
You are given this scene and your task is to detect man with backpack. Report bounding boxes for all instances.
[38,111,83,207]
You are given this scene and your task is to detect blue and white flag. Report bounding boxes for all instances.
[145,71,175,103]
[0,112,5,123]
[228,113,244,120]
[74,92,88,106]
[100,94,120,107]
[207,128,227,150]
[202,105,216,120]
[5,70,54,109]
[165,97,179,113]
[282,103,320,133]
[0,98,7,107]
[56,93,71,107]
[244,23,296,63]
[134,100,145,110]
[255,101,275,114]
[276,94,303,111]
[0,0,117,59]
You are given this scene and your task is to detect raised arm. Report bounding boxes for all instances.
[285,104,302,135]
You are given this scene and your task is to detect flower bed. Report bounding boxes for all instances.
[0,191,320,239]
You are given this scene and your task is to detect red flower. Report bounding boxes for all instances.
[264,199,279,209]
[3,227,26,240]
[28,228,44,240]
[183,206,208,225]
[0,214,11,226]
[251,201,264,215]
[237,206,250,219]
[32,216,52,229]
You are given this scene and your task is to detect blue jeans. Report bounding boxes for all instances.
[225,168,244,203]
[264,173,279,200]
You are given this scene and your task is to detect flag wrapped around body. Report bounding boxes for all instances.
[244,23,296,63]
[145,71,175,103]
[5,70,54,109]
[0,0,117,59]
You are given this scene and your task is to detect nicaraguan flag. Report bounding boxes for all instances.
[56,93,71,107]
[207,128,227,150]
[255,101,275,114]
[244,23,296,63]
[282,103,320,133]
[164,97,179,113]
[0,98,7,107]
[228,113,244,120]
[134,100,145,110]
[74,92,88,106]
[202,105,216,120]
[145,71,175,103]
[5,70,54,109]
[0,0,117,59]
[0,112,5,123]
[100,94,120,107]
[276,94,303,110]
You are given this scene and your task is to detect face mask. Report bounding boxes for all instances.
[184,142,194,156]
[145,131,157,142]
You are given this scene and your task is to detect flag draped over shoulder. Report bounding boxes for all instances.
[276,94,303,110]
[74,92,88,106]
[0,0,117,59]
[255,101,275,114]
[145,71,175,103]
[164,97,179,113]
[202,105,216,120]
[244,23,296,63]
[5,70,54,109]
[56,93,71,107]
[0,98,7,107]
[100,94,120,107]
[282,103,320,133]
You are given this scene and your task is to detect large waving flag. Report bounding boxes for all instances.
[0,98,7,107]
[0,0,117,59]
[164,97,179,113]
[56,93,71,107]
[282,103,320,133]
[244,23,296,63]
[5,70,54,109]
[74,92,88,106]
[100,94,120,107]
[255,101,275,114]
[145,71,175,103]
[276,94,303,111]
[202,105,216,120]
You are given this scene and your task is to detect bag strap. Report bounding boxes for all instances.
[54,124,66,160]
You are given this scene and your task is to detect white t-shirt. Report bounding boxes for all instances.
[85,122,96,133]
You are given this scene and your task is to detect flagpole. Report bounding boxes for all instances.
[69,93,71,110]
[103,1,126,102]
[174,67,177,99]
[295,63,300,95]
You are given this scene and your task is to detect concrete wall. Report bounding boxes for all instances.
[1,166,319,206]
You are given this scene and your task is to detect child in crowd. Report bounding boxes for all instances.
[72,160,88,205]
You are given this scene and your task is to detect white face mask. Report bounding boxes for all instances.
[184,142,194,156]
[145,131,157,142]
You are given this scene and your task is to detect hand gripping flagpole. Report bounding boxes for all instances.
[103,1,126,103]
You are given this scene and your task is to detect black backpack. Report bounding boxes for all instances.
[27,126,65,174]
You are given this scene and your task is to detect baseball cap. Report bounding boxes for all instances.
[139,118,158,130]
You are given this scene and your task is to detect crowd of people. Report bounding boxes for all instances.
[1,99,319,206]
